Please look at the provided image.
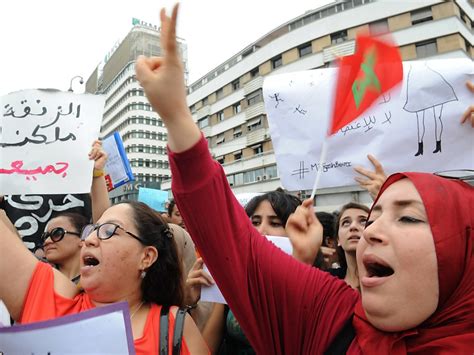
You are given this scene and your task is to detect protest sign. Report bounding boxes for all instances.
[201,236,293,304]
[1,193,91,251]
[102,131,134,191]
[0,302,134,355]
[138,187,168,212]
[234,192,263,207]
[0,89,105,194]
[263,58,474,191]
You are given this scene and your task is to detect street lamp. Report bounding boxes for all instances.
[68,75,84,92]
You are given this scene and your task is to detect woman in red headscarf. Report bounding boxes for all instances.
[135,4,474,353]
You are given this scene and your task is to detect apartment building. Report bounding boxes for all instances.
[86,20,188,203]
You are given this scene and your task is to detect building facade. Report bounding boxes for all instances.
[86,21,188,203]
[161,0,473,211]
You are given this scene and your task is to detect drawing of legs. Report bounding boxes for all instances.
[415,110,425,156]
[432,104,443,153]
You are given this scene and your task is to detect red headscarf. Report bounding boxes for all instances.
[351,172,474,354]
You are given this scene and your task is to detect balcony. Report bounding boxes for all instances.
[323,40,355,63]
[246,127,269,146]
[245,101,265,120]
[196,105,211,120]
[243,76,264,95]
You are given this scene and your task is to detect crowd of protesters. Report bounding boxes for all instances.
[1,3,473,354]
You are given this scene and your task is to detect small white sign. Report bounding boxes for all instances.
[0,302,135,354]
[201,235,293,304]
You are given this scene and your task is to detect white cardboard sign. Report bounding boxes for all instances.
[0,89,105,194]
[263,58,474,191]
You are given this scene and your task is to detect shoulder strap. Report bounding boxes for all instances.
[172,307,187,355]
[324,316,355,355]
[159,306,170,355]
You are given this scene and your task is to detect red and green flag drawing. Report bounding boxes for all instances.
[330,35,403,135]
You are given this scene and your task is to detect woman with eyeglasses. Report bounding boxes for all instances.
[0,199,209,354]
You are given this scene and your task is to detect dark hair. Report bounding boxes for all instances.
[122,201,184,307]
[334,202,370,269]
[167,199,176,217]
[244,189,302,225]
[316,212,336,246]
[50,212,90,234]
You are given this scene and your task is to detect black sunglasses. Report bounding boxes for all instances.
[81,222,145,244]
[41,227,81,243]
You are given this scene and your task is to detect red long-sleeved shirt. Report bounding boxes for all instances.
[169,136,359,354]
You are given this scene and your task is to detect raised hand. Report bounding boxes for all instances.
[184,258,215,307]
[89,140,108,172]
[461,81,474,128]
[286,199,322,265]
[353,154,387,200]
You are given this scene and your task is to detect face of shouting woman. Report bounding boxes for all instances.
[357,178,439,332]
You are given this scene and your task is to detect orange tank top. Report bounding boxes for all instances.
[20,262,191,355]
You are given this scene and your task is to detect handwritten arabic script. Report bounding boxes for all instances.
[2,100,80,147]
[0,161,69,180]
[0,89,105,194]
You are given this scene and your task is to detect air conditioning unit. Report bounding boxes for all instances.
[256,176,262,182]
[262,174,268,180]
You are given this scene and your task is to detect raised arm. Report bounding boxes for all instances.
[0,210,39,320]
[89,140,110,223]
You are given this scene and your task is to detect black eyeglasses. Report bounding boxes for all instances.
[41,227,80,243]
[81,223,144,244]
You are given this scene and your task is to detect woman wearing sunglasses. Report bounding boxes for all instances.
[0,200,209,354]
[41,212,88,284]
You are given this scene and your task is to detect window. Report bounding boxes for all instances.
[198,116,209,128]
[217,156,225,164]
[369,19,389,35]
[190,104,196,113]
[234,173,244,186]
[416,40,437,58]
[232,80,240,91]
[298,42,312,57]
[233,126,242,138]
[252,144,263,155]
[216,88,224,99]
[233,151,242,160]
[243,170,256,184]
[271,55,282,69]
[217,111,224,122]
[247,117,262,131]
[202,97,208,106]
[250,67,259,78]
[233,102,241,114]
[265,165,278,178]
[331,30,347,44]
[411,8,433,25]
[216,134,225,145]
[247,90,263,106]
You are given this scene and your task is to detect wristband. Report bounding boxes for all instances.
[93,169,105,178]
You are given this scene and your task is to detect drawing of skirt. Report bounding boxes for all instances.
[403,65,457,113]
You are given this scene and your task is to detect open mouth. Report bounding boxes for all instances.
[348,236,360,241]
[364,261,394,278]
[83,255,100,267]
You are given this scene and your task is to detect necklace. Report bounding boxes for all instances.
[130,301,144,320]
